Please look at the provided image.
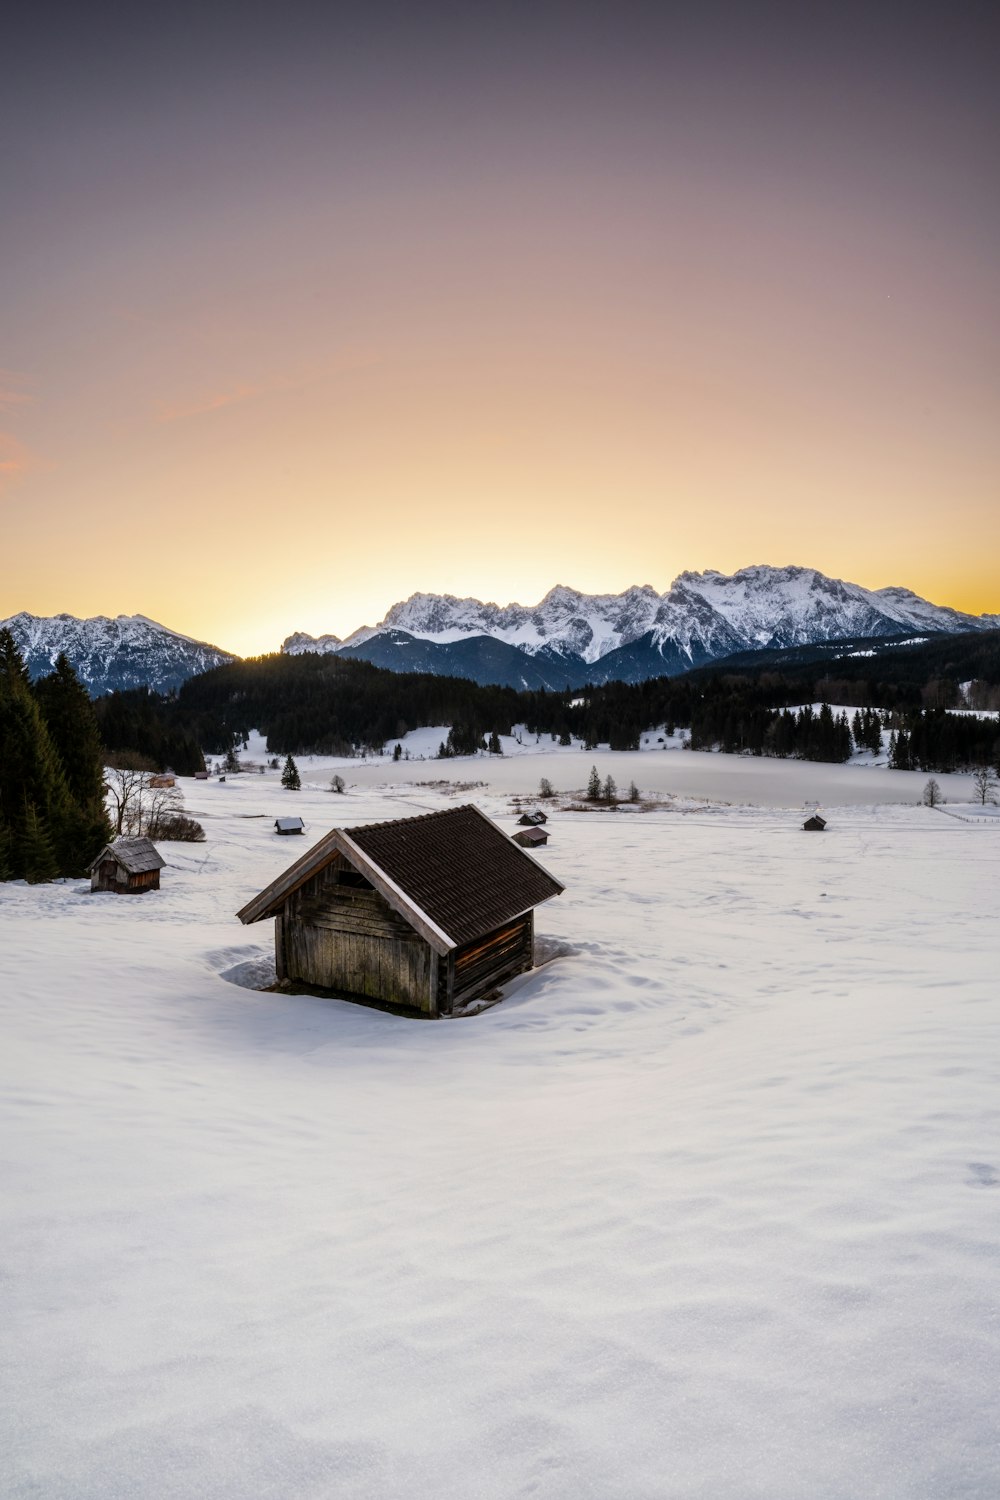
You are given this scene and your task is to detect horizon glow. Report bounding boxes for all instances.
[2,6,997,658]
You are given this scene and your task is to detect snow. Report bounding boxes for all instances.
[283,566,999,669]
[236,727,991,809]
[3,760,999,1498]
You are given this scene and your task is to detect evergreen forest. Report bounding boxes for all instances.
[0,631,111,881]
[86,634,1000,778]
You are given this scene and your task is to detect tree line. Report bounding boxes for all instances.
[0,631,110,881]
[81,639,1000,778]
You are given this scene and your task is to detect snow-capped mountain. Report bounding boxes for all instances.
[1,612,235,694]
[283,566,1000,687]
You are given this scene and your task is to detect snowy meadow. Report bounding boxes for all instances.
[3,751,999,1499]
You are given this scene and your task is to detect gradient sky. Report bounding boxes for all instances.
[2,1,997,655]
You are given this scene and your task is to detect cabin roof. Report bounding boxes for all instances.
[237,804,563,953]
[88,836,166,875]
[512,825,549,845]
[274,816,305,831]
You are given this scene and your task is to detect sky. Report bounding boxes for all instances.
[1,1,997,656]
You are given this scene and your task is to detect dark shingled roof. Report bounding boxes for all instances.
[345,805,562,947]
[88,836,166,875]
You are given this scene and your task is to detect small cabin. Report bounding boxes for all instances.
[275,816,305,835]
[149,771,176,789]
[88,836,165,894]
[237,804,563,1016]
[803,814,827,832]
[517,810,548,826]
[512,826,549,848]
[194,770,210,780]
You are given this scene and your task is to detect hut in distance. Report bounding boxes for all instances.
[274,816,305,835]
[89,836,166,894]
[512,825,549,848]
[237,805,563,1016]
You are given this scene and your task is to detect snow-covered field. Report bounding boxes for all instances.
[3,760,999,1498]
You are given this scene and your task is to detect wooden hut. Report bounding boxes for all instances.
[803,814,827,831]
[512,826,549,848]
[517,810,548,826]
[149,771,176,789]
[237,804,563,1016]
[88,836,165,894]
[275,816,305,835]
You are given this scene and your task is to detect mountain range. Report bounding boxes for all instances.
[282,565,1000,689]
[0,612,235,695]
[4,566,998,695]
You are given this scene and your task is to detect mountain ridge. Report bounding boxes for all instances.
[5,566,998,694]
[0,611,235,695]
[283,565,1000,687]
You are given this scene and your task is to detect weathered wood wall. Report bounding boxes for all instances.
[281,862,435,1012]
[445,913,534,1012]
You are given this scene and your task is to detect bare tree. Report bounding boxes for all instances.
[922,777,942,808]
[539,777,554,799]
[971,765,998,806]
[104,764,151,836]
[329,775,346,793]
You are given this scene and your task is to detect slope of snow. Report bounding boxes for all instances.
[3,767,998,1499]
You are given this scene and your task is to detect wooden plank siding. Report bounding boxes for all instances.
[445,913,534,1012]
[278,862,436,1013]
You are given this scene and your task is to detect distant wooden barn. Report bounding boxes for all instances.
[512,826,549,848]
[803,814,827,831]
[194,770,210,780]
[275,816,305,835]
[237,804,563,1016]
[88,836,165,894]
[149,771,176,789]
[517,810,548,826]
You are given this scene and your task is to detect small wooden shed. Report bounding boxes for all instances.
[149,771,176,789]
[88,836,165,894]
[517,810,548,826]
[237,804,563,1016]
[275,816,305,835]
[803,814,827,831]
[512,826,549,848]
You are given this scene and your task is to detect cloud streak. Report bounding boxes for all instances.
[0,432,37,492]
[0,369,35,412]
[154,353,380,424]
[154,381,275,424]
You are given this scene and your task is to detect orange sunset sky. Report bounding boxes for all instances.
[2,3,997,657]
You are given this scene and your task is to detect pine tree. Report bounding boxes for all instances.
[603,774,617,804]
[33,654,111,873]
[281,755,301,790]
[0,630,77,880]
[586,765,601,801]
[21,801,60,885]
[0,814,12,881]
[628,781,640,803]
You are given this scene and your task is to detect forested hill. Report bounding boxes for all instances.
[88,631,1000,776]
